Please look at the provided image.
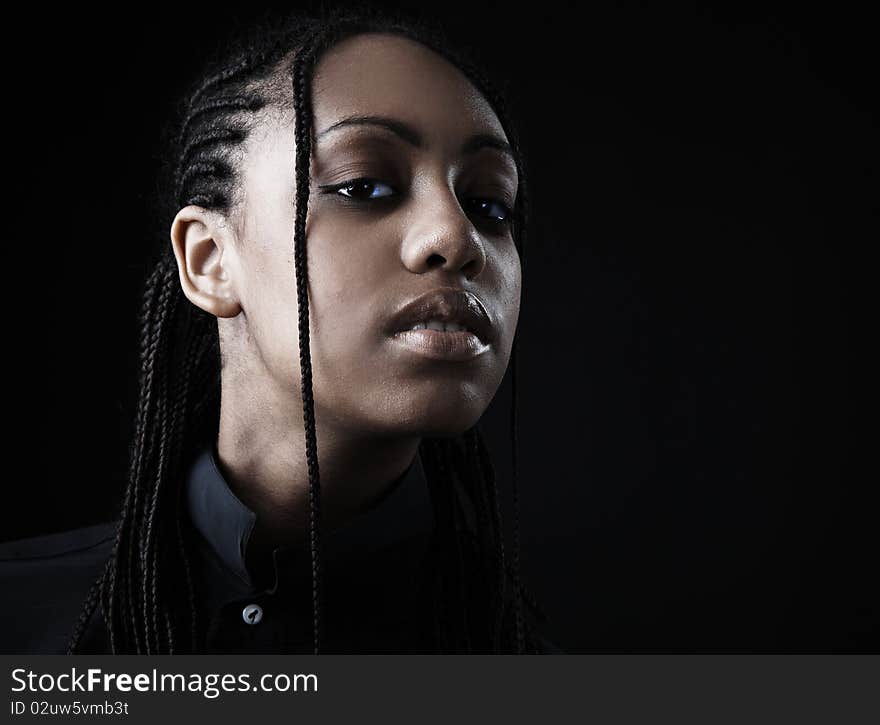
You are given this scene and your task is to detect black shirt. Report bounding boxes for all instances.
[183,440,437,653]
[0,443,562,654]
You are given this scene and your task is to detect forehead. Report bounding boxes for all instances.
[311,32,506,146]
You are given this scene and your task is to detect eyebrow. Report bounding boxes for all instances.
[316,114,515,161]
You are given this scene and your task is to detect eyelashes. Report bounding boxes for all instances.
[320,178,396,201]
[316,177,514,228]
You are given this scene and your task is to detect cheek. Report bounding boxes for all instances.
[300,227,394,378]
[495,242,523,339]
[241,204,391,370]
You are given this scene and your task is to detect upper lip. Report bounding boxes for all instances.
[386,287,494,344]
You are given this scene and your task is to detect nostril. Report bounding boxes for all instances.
[461,258,481,278]
[426,253,446,268]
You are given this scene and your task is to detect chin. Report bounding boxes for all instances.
[353,380,496,438]
[412,397,486,438]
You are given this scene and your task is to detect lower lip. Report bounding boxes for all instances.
[388,329,490,361]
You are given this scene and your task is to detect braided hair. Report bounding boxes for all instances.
[66,6,543,655]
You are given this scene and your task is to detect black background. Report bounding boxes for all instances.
[5,1,874,652]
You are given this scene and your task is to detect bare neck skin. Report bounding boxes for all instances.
[215,355,421,562]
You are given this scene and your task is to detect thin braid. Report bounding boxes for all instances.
[126,267,176,654]
[142,300,178,653]
[143,308,181,655]
[185,54,268,111]
[113,265,180,654]
[132,267,177,653]
[178,96,266,143]
[509,341,526,653]
[178,128,246,169]
[64,562,107,654]
[175,160,233,197]
[291,32,326,655]
[141,387,166,654]
[165,322,204,654]
[465,427,505,651]
[86,266,162,654]
[447,442,473,651]
[145,394,169,655]
[149,298,193,654]
[463,429,495,576]
[426,438,463,651]
[186,193,224,209]
[471,427,509,652]
[418,439,449,651]
[175,491,199,653]
[136,267,178,648]
[108,267,160,654]
[166,315,208,654]
[429,439,465,652]
[163,604,175,655]
[454,432,507,652]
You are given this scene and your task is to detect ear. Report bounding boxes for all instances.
[170,205,242,318]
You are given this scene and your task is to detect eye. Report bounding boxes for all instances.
[464,197,513,225]
[319,177,396,201]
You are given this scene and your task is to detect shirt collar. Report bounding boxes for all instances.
[184,440,434,590]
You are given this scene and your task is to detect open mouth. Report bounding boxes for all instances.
[403,320,477,334]
[388,325,490,361]
[386,288,493,344]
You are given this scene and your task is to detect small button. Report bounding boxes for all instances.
[242,603,263,625]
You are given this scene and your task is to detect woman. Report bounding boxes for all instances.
[1,6,557,654]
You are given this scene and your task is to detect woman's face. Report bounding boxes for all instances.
[213,32,520,438]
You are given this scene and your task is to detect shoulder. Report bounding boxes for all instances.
[0,522,117,654]
[0,522,116,561]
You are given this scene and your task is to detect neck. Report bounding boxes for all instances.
[215,373,420,554]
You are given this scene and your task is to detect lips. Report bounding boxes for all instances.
[386,288,494,345]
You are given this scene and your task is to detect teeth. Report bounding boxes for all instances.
[409,320,468,333]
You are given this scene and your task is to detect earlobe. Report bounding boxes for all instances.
[169,205,242,318]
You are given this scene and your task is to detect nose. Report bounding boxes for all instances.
[400,187,487,280]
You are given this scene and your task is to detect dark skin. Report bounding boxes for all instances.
[169,33,521,568]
